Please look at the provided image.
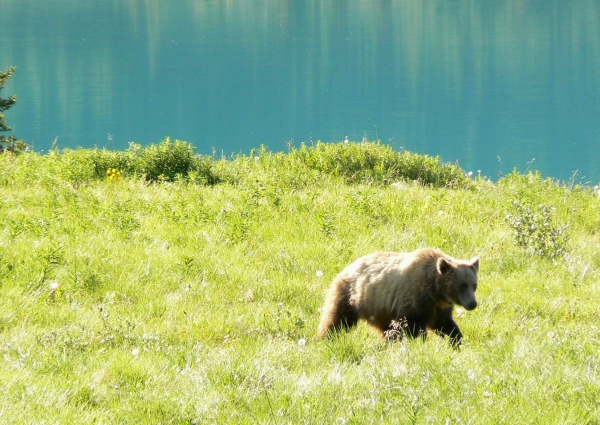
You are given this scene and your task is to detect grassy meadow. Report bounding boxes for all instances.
[1,140,600,424]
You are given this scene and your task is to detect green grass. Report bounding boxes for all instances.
[1,141,600,424]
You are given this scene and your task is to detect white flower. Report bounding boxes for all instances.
[49,281,59,290]
[298,338,306,347]
[316,270,323,278]
[131,348,140,356]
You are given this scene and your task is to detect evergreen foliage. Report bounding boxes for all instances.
[0,66,25,153]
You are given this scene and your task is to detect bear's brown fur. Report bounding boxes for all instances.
[317,248,479,346]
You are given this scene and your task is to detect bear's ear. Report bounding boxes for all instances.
[437,258,453,274]
[470,257,480,272]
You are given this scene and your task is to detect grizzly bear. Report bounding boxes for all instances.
[317,248,479,346]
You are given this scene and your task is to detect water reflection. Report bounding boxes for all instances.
[0,0,599,181]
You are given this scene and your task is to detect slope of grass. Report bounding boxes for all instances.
[1,141,599,424]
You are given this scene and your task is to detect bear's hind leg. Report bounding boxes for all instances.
[317,291,359,338]
[317,304,359,338]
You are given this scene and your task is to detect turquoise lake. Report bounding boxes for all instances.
[1,1,599,182]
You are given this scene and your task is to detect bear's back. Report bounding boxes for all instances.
[345,248,447,318]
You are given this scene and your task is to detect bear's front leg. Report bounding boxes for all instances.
[435,316,463,347]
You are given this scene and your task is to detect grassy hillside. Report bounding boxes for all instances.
[1,140,599,424]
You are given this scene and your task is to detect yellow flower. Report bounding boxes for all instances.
[106,168,123,181]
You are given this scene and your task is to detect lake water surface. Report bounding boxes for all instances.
[1,0,599,182]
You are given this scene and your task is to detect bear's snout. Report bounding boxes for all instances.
[464,300,477,311]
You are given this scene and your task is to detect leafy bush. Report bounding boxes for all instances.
[46,148,115,184]
[290,141,467,187]
[213,142,468,189]
[505,200,569,260]
[211,145,326,190]
[2,139,464,188]
[128,138,202,182]
[0,138,218,186]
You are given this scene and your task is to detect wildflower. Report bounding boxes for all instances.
[316,270,323,278]
[298,338,306,347]
[467,369,476,380]
[131,348,140,356]
[106,168,123,181]
[49,281,59,290]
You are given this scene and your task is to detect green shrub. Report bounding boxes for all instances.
[3,140,464,188]
[505,200,569,260]
[0,150,46,185]
[212,141,468,189]
[291,141,467,187]
[128,138,199,182]
[0,138,219,186]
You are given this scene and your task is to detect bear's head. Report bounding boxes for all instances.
[436,257,479,311]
